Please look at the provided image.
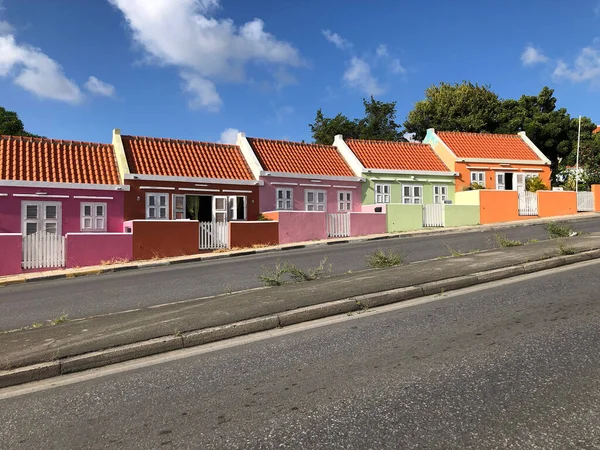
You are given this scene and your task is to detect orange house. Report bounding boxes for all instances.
[423,129,552,192]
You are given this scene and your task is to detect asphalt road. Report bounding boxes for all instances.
[2,260,600,449]
[0,218,599,331]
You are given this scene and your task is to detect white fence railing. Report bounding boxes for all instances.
[518,192,538,216]
[423,204,444,227]
[22,231,65,269]
[577,191,594,212]
[199,221,229,250]
[327,213,350,238]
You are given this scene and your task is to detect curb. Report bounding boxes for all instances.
[2,248,600,389]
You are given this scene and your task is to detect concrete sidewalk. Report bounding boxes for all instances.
[2,233,600,388]
[1,212,599,288]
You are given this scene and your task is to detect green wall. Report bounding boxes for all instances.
[363,173,456,205]
[443,205,480,227]
[386,204,423,232]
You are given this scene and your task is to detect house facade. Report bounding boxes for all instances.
[237,133,363,213]
[113,129,261,223]
[0,135,128,237]
[424,129,552,192]
[333,136,457,205]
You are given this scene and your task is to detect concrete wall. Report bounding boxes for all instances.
[66,233,133,268]
[263,211,327,244]
[537,191,577,217]
[229,221,279,248]
[479,190,526,224]
[361,204,387,213]
[0,185,125,234]
[0,233,22,276]
[454,190,481,205]
[349,212,386,237]
[362,173,456,205]
[259,176,362,213]
[386,204,423,232]
[593,185,600,212]
[443,205,480,227]
[123,220,199,260]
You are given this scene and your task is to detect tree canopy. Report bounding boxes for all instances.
[0,106,40,137]
[309,96,404,144]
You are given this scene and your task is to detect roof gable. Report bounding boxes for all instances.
[0,135,120,185]
[437,131,542,161]
[121,135,254,181]
[247,138,355,178]
[345,139,451,172]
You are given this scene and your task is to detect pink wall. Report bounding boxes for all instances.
[259,176,362,213]
[0,185,125,235]
[349,212,386,237]
[361,204,387,213]
[66,233,133,268]
[0,233,22,276]
[263,211,327,244]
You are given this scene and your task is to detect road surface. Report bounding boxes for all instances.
[1,259,600,449]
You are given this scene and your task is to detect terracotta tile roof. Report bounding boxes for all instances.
[437,131,541,161]
[345,139,451,172]
[593,126,600,134]
[247,138,355,177]
[0,135,120,184]
[122,135,254,180]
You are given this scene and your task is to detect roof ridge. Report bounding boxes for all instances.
[122,134,238,147]
[437,131,520,138]
[0,135,112,147]
[247,137,333,149]
[347,138,430,146]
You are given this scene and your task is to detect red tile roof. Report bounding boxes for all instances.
[247,138,355,177]
[122,135,254,180]
[593,126,600,134]
[437,131,541,161]
[345,139,450,172]
[0,135,120,184]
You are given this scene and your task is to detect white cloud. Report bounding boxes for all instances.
[322,29,351,50]
[343,57,384,96]
[219,127,240,144]
[390,58,406,74]
[0,20,12,35]
[553,44,600,84]
[376,44,388,58]
[85,76,116,97]
[0,34,82,103]
[109,0,304,111]
[275,105,294,123]
[521,45,549,66]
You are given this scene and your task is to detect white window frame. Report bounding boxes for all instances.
[337,191,352,211]
[146,193,169,220]
[227,196,247,221]
[433,185,448,204]
[305,190,326,212]
[21,201,62,236]
[172,194,186,220]
[470,171,486,187]
[80,202,107,231]
[402,184,423,204]
[496,173,506,191]
[276,188,293,210]
[374,183,391,204]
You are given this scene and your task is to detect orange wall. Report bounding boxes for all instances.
[229,221,279,248]
[124,220,199,260]
[592,185,600,212]
[454,162,552,192]
[537,191,577,218]
[479,190,527,224]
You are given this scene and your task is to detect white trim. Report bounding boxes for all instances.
[0,232,21,236]
[374,183,391,204]
[332,135,366,177]
[333,185,358,189]
[369,177,397,182]
[421,179,456,183]
[433,185,449,204]
[465,166,491,170]
[21,201,62,236]
[236,132,264,180]
[518,131,552,164]
[0,180,129,191]
[425,128,458,160]
[521,168,544,172]
[80,202,107,232]
[304,189,327,212]
[140,186,176,190]
[74,195,114,200]
[13,194,70,199]
[470,171,486,187]
[66,232,130,236]
[488,167,514,172]
[364,169,458,176]
[0,193,8,197]
[260,171,363,183]
[195,184,208,187]
[222,189,253,193]
[276,188,294,210]
[270,182,299,186]
[179,188,220,193]
[299,183,332,187]
[125,173,262,186]
[457,158,548,165]
[309,180,322,183]
[336,190,353,212]
[145,193,169,220]
[401,184,423,204]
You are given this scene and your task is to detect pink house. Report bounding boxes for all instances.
[237,133,363,213]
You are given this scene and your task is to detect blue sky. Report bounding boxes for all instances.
[0,0,599,145]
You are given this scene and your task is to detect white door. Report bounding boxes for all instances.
[496,173,506,190]
[172,195,186,220]
[515,174,526,192]
[213,196,228,222]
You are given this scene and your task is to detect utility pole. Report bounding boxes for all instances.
[576,115,581,194]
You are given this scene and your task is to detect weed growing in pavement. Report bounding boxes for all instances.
[100,257,130,266]
[367,249,404,268]
[557,240,578,255]
[495,234,523,248]
[526,239,539,244]
[49,314,69,326]
[257,258,332,286]
[31,322,43,329]
[286,257,331,282]
[257,261,288,286]
[445,245,464,257]
[544,222,576,239]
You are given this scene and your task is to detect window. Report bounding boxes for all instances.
[374,183,391,203]
[470,171,486,187]
[433,185,448,204]
[402,185,423,204]
[146,193,169,219]
[305,190,326,211]
[338,191,352,211]
[276,189,293,210]
[496,173,505,190]
[228,196,247,221]
[81,202,107,231]
[172,195,186,220]
[21,201,61,236]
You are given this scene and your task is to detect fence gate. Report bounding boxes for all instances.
[577,191,594,212]
[327,213,350,238]
[423,204,444,227]
[199,221,229,250]
[22,231,65,269]
[518,192,538,216]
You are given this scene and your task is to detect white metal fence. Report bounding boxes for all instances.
[327,213,350,238]
[577,191,594,212]
[423,204,444,227]
[22,231,65,269]
[199,221,229,250]
[518,192,538,216]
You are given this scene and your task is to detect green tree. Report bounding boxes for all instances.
[309,109,358,145]
[0,106,40,137]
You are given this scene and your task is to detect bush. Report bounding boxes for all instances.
[544,222,574,239]
[256,213,272,221]
[463,182,486,191]
[495,234,523,247]
[367,249,404,268]
[526,176,548,192]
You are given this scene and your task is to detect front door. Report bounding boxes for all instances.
[505,173,514,191]
[213,196,228,222]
